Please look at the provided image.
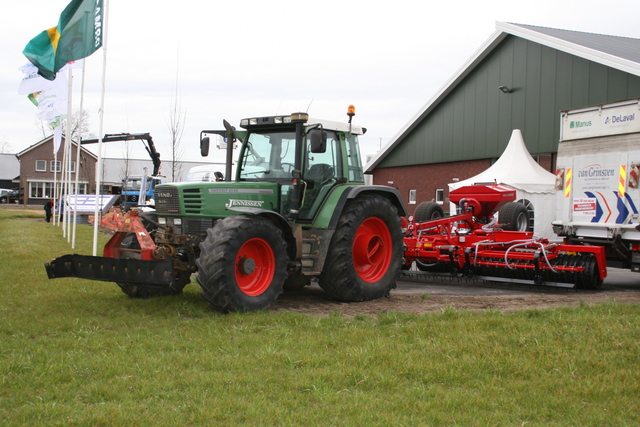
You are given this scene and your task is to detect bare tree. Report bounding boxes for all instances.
[33,109,94,142]
[0,136,11,153]
[165,58,186,182]
[119,139,133,185]
[66,109,94,142]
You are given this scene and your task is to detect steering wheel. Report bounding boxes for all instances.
[281,163,295,174]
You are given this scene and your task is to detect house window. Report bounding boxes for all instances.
[408,189,417,204]
[50,160,76,173]
[436,189,444,204]
[36,160,46,172]
[29,182,55,198]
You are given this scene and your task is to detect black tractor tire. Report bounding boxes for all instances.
[196,215,288,312]
[414,201,444,223]
[283,273,312,292]
[319,194,403,302]
[498,202,530,232]
[115,233,190,298]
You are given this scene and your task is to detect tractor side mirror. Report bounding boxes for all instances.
[200,136,210,157]
[309,129,327,153]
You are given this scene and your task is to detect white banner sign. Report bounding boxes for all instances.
[561,100,640,141]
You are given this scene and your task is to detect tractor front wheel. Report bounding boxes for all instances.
[319,195,403,302]
[196,215,288,312]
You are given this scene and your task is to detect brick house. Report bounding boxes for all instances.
[16,136,97,205]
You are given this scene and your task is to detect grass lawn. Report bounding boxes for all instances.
[1,212,639,426]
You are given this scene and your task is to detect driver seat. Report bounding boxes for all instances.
[306,164,334,188]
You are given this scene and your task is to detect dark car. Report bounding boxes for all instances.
[0,189,22,204]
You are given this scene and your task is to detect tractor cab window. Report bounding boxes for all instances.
[345,134,364,182]
[299,130,341,220]
[239,131,296,180]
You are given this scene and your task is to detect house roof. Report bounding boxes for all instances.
[365,22,640,173]
[0,153,20,181]
[16,135,98,160]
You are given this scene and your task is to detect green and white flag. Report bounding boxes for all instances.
[23,0,103,80]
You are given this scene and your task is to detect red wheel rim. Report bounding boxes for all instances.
[352,217,392,283]
[235,238,275,296]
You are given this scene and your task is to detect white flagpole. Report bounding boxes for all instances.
[72,61,87,249]
[61,68,73,239]
[53,151,58,225]
[93,0,109,256]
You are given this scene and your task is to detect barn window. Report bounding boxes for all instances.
[409,189,417,204]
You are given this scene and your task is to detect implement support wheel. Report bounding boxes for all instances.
[115,232,190,298]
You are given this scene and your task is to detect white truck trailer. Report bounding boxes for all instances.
[553,98,640,272]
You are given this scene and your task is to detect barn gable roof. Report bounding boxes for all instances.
[365,22,640,173]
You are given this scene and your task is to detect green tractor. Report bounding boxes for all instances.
[45,107,406,312]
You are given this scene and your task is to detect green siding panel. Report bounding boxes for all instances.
[379,35,640,169]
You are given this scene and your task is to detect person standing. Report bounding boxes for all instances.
[44,198,53,222]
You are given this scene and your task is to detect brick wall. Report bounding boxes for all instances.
[372,159,492,215]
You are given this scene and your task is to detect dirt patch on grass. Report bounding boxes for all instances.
[270,283,640,317]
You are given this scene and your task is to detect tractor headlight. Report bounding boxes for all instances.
[158,217,166,225]
[174,218,182,225]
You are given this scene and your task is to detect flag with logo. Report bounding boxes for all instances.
[23,0,103,80]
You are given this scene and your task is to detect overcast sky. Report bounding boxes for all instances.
[2,0,640,167]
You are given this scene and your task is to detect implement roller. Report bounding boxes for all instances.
[402,184,606,289]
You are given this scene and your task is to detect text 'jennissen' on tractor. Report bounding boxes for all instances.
[45,106,406,312]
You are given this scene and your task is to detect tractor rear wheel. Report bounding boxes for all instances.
[498,202,530,232]
[115,233,190,298]
[319,195,403,302]
[196,215,288,312]
[414,201,444,223]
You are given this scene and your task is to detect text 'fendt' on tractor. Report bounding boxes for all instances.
[45,106,406,312]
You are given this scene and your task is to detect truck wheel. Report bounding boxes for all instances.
[115,233,190,298]
[414,201,444,222]
[196,215,288,312]
[319,195,403,302]
[498,202,530,232]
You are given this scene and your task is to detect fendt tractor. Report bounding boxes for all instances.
[45,107,406,312]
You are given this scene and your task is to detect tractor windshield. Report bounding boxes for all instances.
[239,131,296,180]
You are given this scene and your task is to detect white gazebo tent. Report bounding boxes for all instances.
[448,129,557,239]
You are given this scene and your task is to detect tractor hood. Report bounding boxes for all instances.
[154,181,280,218]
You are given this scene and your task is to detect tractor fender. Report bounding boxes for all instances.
[224,206,297,261]
[322,185,407,228]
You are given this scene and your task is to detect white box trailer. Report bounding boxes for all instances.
[553,98,640,272]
